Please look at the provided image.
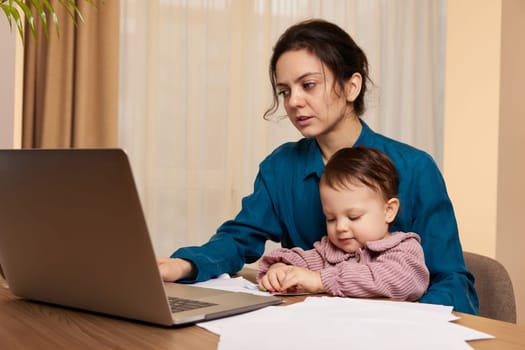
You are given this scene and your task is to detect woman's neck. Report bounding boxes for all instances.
[317,117,362,164]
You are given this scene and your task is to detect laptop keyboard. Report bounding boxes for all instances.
[168,296,217,313]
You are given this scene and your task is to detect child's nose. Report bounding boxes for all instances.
[336,218,349,232]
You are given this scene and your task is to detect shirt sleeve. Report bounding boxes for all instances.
[320,237,429,301]
[171,169,283,282]
[410,156,478,313]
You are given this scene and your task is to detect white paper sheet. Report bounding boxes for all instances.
[197,296,494,350]
[189,273,272,296]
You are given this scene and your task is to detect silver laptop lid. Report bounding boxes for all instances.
[0,149,175,325]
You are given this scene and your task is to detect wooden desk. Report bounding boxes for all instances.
[1,274,524,350]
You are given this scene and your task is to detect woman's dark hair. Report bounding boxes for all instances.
[321,146,399,202]
[263,18,370,119]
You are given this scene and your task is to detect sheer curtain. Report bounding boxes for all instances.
[119,0,446,256]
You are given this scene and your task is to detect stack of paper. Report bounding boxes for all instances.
[194,277,493,350]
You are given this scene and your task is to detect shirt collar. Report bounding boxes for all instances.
[354,118,374,146]
[302,139,324,180]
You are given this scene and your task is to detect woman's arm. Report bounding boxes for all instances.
[410,156,478,313]
[169,171,284,283]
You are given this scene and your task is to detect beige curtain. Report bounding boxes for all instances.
[119,0,446,256]
[22,0,120,148]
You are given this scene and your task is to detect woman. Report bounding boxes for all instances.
[158,19,478,314]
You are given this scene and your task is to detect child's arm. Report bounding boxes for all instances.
[321,235,429,301]
[257,239,329,293]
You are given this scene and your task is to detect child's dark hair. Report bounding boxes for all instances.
[264,18,370,119]
[321,146,399,201]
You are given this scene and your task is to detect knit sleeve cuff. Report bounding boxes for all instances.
[320,266,342,296]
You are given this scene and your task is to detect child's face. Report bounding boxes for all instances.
[320,182,396,253]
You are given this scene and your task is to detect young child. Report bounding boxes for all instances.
[257,146,430,301]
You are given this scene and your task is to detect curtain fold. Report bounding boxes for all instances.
[22,0,120,148]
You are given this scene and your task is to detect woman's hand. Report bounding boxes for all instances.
[259,263,324,294]
[156,257,195,282]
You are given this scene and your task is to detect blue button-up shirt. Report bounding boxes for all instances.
[172,120,479,314]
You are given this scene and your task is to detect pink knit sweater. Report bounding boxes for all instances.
[257,232,429,301]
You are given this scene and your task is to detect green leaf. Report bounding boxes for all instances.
[0,5,13,28]
[27,0,49,38]
[1,0,95,42]
[56,0,77,24]
[40,0,60,37]
[0,5,14,29]
[15,0,39,40]
[4,2,27,41]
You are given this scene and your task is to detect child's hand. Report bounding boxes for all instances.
[258,263,289,293]
[259,264,324,294]
[277,266,324,294]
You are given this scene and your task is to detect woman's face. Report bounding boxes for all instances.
[275,49,351,138]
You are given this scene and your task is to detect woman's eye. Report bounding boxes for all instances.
[303,82,315,89]
[277,90,290,97]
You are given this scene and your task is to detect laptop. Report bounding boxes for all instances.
[0,149,281,326]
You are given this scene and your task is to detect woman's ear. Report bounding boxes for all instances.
[345,72,362,103]
[384,198,400,224]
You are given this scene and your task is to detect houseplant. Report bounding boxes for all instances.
[0,0,92,40]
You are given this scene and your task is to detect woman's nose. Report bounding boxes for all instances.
[288,89,306,108]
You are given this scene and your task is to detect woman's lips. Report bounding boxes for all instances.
[296,115,313,127]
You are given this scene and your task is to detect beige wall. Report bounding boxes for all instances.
[444,0,525,324]
[497,0,525,326]
[0,15,16,148]
[0,15,23,149]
